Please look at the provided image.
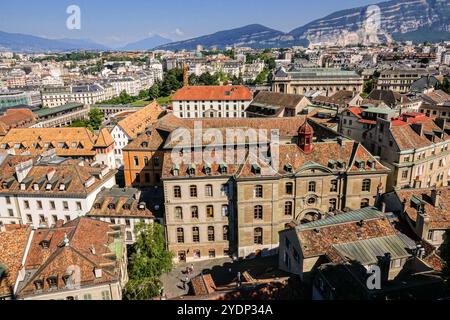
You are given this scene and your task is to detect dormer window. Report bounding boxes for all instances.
[108,203,116,210]
[252,165,261,175]
[48,276,58,289]
[337,160,345,169]
[34,280,44,291]
[219,164,228,175]
[59,184,66,191]
[46,183,52,191]
[328,160,336,169]
[204,165,212,175]
[141,142,149,148]
[285,164,293,173]
[188,165,196,176]
[40,240,50,249]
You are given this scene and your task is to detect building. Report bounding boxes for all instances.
[14,218,128,300]
[384,187,450,248]
[171,85,253,119]
[271,68,364,97]
[245,91,311,118]
[376,69,430,93]
[111,102,164,167]
[87,187,155,244]
[122,127,167,188]
[0,153,117,228]
[312,90,363,112]
[0,127,116,169]
[278,207,401,279]
[363,113,450,190]
[421,90,450,106]
[0,109,37,136]
[419,103,450,121]
[0,90,41,111]
[32,103,89,128]
[41,84,107,108]
[160,115,389,262]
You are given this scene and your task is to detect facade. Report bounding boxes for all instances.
[87,187,154,244]
[0,90,41,111]
[271,68,364,97]
[245,91,312,118]
[160,115,389,262]
[14,218,128,300]
[111,102,164,167]
[0,127,116,169]
[363,113,450,190]
[41,84,107,108]
[171,85,253,119]
[376,69,430,93]
[0,153,116,228]
[32,103,88,128]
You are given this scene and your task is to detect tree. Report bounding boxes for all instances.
[88,107,104,130]
[124,223,174,300]
[363,79,376,95]
[148,83,160,100]
[442,78,450,94]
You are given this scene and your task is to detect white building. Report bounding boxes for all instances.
[171,85,253,119]
[41,84,107,108]
[0,154,117,229]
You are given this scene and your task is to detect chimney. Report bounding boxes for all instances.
[94,268,103,279]
[411,123,423,137]
[381,202,386,214]
[430,189,441,208]
[90,245,96,255]
[416,208,430,241]
[377,253,391,284]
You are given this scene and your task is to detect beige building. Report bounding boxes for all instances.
[363,113,450,190]
[376,69,430,93]
[272,68,364,97]
[160,115,389,262]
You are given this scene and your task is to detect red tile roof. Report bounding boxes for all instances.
[172,86,253,101]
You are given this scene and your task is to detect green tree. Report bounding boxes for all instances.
[363,79,376,95]
[148,83,160,100]
[124,223,174,300]
[88,107,104,130]
[442,78,450,94]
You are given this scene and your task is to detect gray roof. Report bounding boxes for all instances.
[332,235,412,265]
[298,207,384,231]
[285,68,361,79]
[35,103,84,118]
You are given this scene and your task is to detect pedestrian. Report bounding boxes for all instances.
[190,264,194,273]
[237,272,242,287]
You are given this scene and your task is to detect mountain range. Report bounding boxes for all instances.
[1,0,449,52]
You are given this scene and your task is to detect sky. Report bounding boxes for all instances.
[0,0,378,47]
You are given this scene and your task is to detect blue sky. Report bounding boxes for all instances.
[0,0,378,47]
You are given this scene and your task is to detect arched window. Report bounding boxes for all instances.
[175,207,183,220]
[254,228,263,245]
[307,197,317,205]
[361,198,370,208]
[308,181,316,193]
[254,205,263,220]
[362,179,371,192]
[255,185,263,198]
[329,199,337,211]
[208,226,215,242]
[285,202,293,216]
[177,228,184,243]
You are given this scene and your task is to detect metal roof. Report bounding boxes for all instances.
[35,103,84,117]
[331,234,412,265]
[298,207,384,231]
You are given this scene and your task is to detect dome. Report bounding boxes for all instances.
[298,119,314,135]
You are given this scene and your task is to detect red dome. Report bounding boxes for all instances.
[298,120,314,135]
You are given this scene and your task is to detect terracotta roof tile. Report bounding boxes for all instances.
[172,85,252,101]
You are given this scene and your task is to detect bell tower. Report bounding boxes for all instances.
[298,119,314,153]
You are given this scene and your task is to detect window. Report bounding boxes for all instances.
[193,227,200,242]
[209,250,216,258]
[308,182,316,193]
[206,206,214,218]
[254,228,263,245]
[177,228,184,243]
[83,294,92,300]
[221,184,229,196]
[144,157,149,166]
[361,199,370,208]
[76,202,82,211]
[191,206,199,219]
[175,207,183,220]
[50,201,56,210]
[153,157,160,168]
[174,186,182,198]
[126,231,133,241]
[285,202,293,216]
[223,226,229,241]
[307,197,316,205]
[135,173,141,184]
[427,230,434,241]
[362,179,371,192]
[8,209,14,217]
[190,185,198,198]
[329,199,337,211]
[286,183,294,195]
[330,180,338,192]
[101,291,111,300]
[222,205,229,217]
[208,226,215,242]
[48,276,58,289]
[255,185,263,198]
[63,201,69,211]
[5,196,11,204]
[26,214,32,223]
[205,185,213,197]
[125,219,131,226]
[254,205,263,220]
[402,170,408,180]
[24,200,30,209]
[134,156,139,167]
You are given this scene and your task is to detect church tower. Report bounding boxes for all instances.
[297,119,314,153]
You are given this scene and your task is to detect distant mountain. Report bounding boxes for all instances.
[0,31,109,52]
[120,35,172,51]
[156,24,286,51]
[156,0,450,50]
